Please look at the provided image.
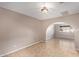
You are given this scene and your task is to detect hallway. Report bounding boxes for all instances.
[4,38,79,57]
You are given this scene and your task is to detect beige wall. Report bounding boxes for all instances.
[0,7,44,56]
[43,13,79,29]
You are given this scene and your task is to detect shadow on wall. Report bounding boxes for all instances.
[46,23,55,40]
[46,22,75,40]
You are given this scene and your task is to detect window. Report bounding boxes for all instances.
[59,25,73,32]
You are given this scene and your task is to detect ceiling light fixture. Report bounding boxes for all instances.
[41,6,48,13]
[41,3,48,14]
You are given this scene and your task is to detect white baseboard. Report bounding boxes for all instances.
[0,41,41,57]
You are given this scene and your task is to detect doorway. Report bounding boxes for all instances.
[46,22,75,40]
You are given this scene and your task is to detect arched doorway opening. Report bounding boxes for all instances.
[46,22,76,50]
[46,22,75,41]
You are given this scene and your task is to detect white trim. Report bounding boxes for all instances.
[0,41,41,57]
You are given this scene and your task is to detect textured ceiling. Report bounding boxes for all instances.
[0,2,79,20]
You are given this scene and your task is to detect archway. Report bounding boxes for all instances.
[46,22,75,41]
